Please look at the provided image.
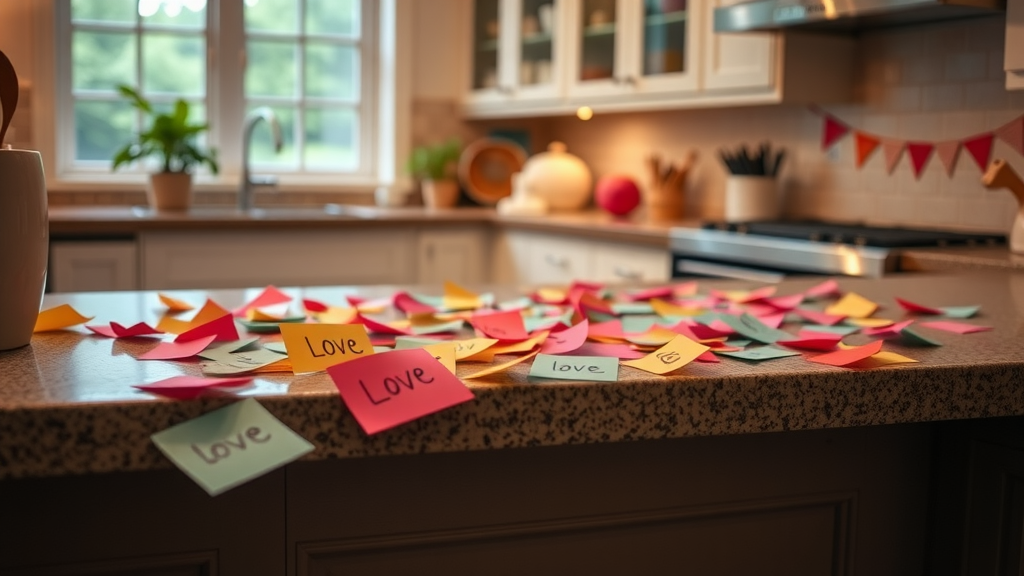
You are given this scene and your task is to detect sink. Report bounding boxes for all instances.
[130,203,370,220]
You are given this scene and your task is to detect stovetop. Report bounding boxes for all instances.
[701,220,1006,248]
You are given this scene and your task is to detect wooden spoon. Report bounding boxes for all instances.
[0,49,19,148]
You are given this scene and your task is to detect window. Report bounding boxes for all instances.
[48,0,400,192]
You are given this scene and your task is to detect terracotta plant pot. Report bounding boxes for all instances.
[148,172,193,211]
[422,179,460,209]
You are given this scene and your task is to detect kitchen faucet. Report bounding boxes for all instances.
[239,107,283,211]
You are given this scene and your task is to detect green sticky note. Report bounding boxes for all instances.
[611,302,655,315]
[263,341,288,354]
[718,345,801,361]
[412,320,465,335]
[716,313,791,344]
[621,315,662,334]
[801,324,861,336]
[393,335,447,350]
[940,305,980,319]
[529,353,620,382]
[151,398,314,496]
[725,338,753,348]
[901,326,942,346]
[497,296,534,311]
[524,312,572,333]
[201,348,289,375]
[197,337,261,362]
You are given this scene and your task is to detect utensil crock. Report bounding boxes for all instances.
[0,149,48,350]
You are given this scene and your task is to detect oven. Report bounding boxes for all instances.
[669,220,1006,282]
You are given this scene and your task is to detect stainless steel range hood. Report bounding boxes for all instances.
[713,0,1006,33]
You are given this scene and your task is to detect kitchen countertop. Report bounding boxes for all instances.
[2,272,1022,480]
[900,246,1024,272]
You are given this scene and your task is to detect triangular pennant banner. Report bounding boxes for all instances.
[994,116,1024,157]
[934,140,961,176]
[822,115,851,150]
[906,142,934,179]
[962,133,994,171]
[854,132,881,168]
[883,139,906,174]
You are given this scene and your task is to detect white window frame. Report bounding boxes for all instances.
[31,0,411,196]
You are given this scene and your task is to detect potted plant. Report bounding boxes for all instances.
[111,84,218,211]
[406,137,461,209]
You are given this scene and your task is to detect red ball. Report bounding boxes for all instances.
[595,174,641,216]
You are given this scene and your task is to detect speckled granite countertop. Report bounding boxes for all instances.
[48,205,682,247]
[2,273,1023,480]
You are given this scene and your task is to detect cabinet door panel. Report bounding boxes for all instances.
[702,0,775,91]
[526,234,592,285]
[50,241,138,292]
[418,229,486,285]
[590,242,670,283]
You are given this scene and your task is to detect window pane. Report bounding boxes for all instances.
[75,100,134,162]
[141,0,206,28]
[72,31,136,91]
[248,106,297,168]
[246,40,297,98]
[245,0,299,34]
[71,0,137,23]
[305,42,358,99]
[143,34,205,96]
[306,0,359,36]
[304,107,357,170]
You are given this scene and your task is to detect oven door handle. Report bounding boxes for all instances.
[674,259,786,283]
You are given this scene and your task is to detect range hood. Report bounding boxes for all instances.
[713,0,1006,33]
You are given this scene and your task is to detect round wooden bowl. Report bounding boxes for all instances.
[457,138,528,205]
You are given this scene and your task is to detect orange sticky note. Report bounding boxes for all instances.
[807,339,884,367]
[625,326,680,347]
[622,334,710,375]
[158,293,195,312]
[443,281,482,311]
[846,317,893,328]
[156,314,192,335]
[650,298,703,318]
[317,306,357,324]
[232,285,292,318]
[280,323,374,374]
[825,292,878,318]
[453,337,498,360]
[849,350,919,368]
[422,342,457,374]
[489,330,548,355]
[328,348,475,435]
[463,350,540,379]
[176,314,240,343]
[34,304,93,332]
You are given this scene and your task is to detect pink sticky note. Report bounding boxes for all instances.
[794,308,846,326]
[356,314,414,335]
[895,297,943,315]
[862,319,915,337]
[133,375,253,399]
[175,313,240,343]
[87,321,163,338]
[919,320,992,334]
[777,333,842,351]
[328,348,475,435]
[563,342,646,359]
[695,350,720,363]
[743,302,780,318]
[765,293,805,311]
[232,285,292,317]
[588,319,624,340]
[623,286,674,302]
[807,339,884,367]
[573,290,615,316]
[804,279,840,299]
[540,320,589,354]
[470,309,529,341]
[138,335,217,360]
[393,291,437,315]
[689,322,732,340]
[759,313,786,329]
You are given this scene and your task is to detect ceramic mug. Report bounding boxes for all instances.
[724,175,780,222]
[0,149,48,350]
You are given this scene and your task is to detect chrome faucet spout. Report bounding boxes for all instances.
[239,107,283,211]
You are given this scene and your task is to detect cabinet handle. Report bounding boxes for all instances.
[613,266,642,280]
[544,254,569,268]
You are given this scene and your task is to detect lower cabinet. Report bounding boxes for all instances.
[492,230,670,286]
[416,227,488,285]
[49,240,139,292]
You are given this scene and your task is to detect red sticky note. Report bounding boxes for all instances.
[176,313,240,343]
[87,321,163,338]
[356,314,414,335]
[573,290,615,316]
[623,286,674,302]
[138,335,217,360]
[695,350,720,363]
[807,339,884,367]
[540,320,589,354]
[759,312,786,329]
[233,285,292,317]
[563,342,646,359]
[302,298,329,313]
[328,348,475,435]
[133,375,253,399]
[393,291,437,315]
[794,308,846,326]
[862,319,915,337]
[689,322,732,340]
[918,320,992,334]
[470,309,529,341]
[777,333,842,351]
[894,297,943,315]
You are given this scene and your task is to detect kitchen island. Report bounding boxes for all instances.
[2,272,1022,575]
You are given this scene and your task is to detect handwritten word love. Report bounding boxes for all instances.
[190,426,271,465]
[305,336,364,358]
[360,367,435,405]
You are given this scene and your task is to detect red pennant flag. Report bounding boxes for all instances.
[883,139,905,174]
[822,115,850,150]
[906,142,934,179]
[934,140,961,176]
[962,133,994,171]
[994,115,1024,157]
[854,132,881,168]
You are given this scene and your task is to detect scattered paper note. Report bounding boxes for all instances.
[197,337,262,362]
[202,348,292,375]
[622,334,709,375]
[895,297,942,315]
[717,345,802,361]
[918,320,992,334]
[825,292,879,318]
[150,398,314,496]
[159,293,195,312]
[940,305,981,319]
[900,326,942,346]
[422,342,457,374]
[138,335,217,361]
[807,339,884,367]
[443,281,482,311]
[713,313,790,344]
[529,353,619,382]
[776,333,842,351]
[232,285,292,318]
[462,349,539,379]
[34,304,93,332]
[86,321,162,339]
[134,375,253,399]
[176,313,240,343]
[280,323,374,374]
[540,320,588,355]
[470,309,529,341]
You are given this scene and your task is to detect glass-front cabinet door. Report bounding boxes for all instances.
[566,0,698,99]
[469,0,563,104]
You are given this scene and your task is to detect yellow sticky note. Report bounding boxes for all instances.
[316,306,357,324]
[191,299,232,327]
[422,342,457,374]
[825,292,878,318]
[622,334,709,375]
[280,323,374,374]
[846,317,894,328]
[536,287,567,303]
[158,293,195,312]
[625,326,680,347]
[650,298,703,318]
[34,304,93,332]
[488,331,549,355]
[453,337,498,360]
[852,350,919,368]
[463,350,539,380]
[248,308,284,322]
[156,314,191,334]
[443,281,482,311]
